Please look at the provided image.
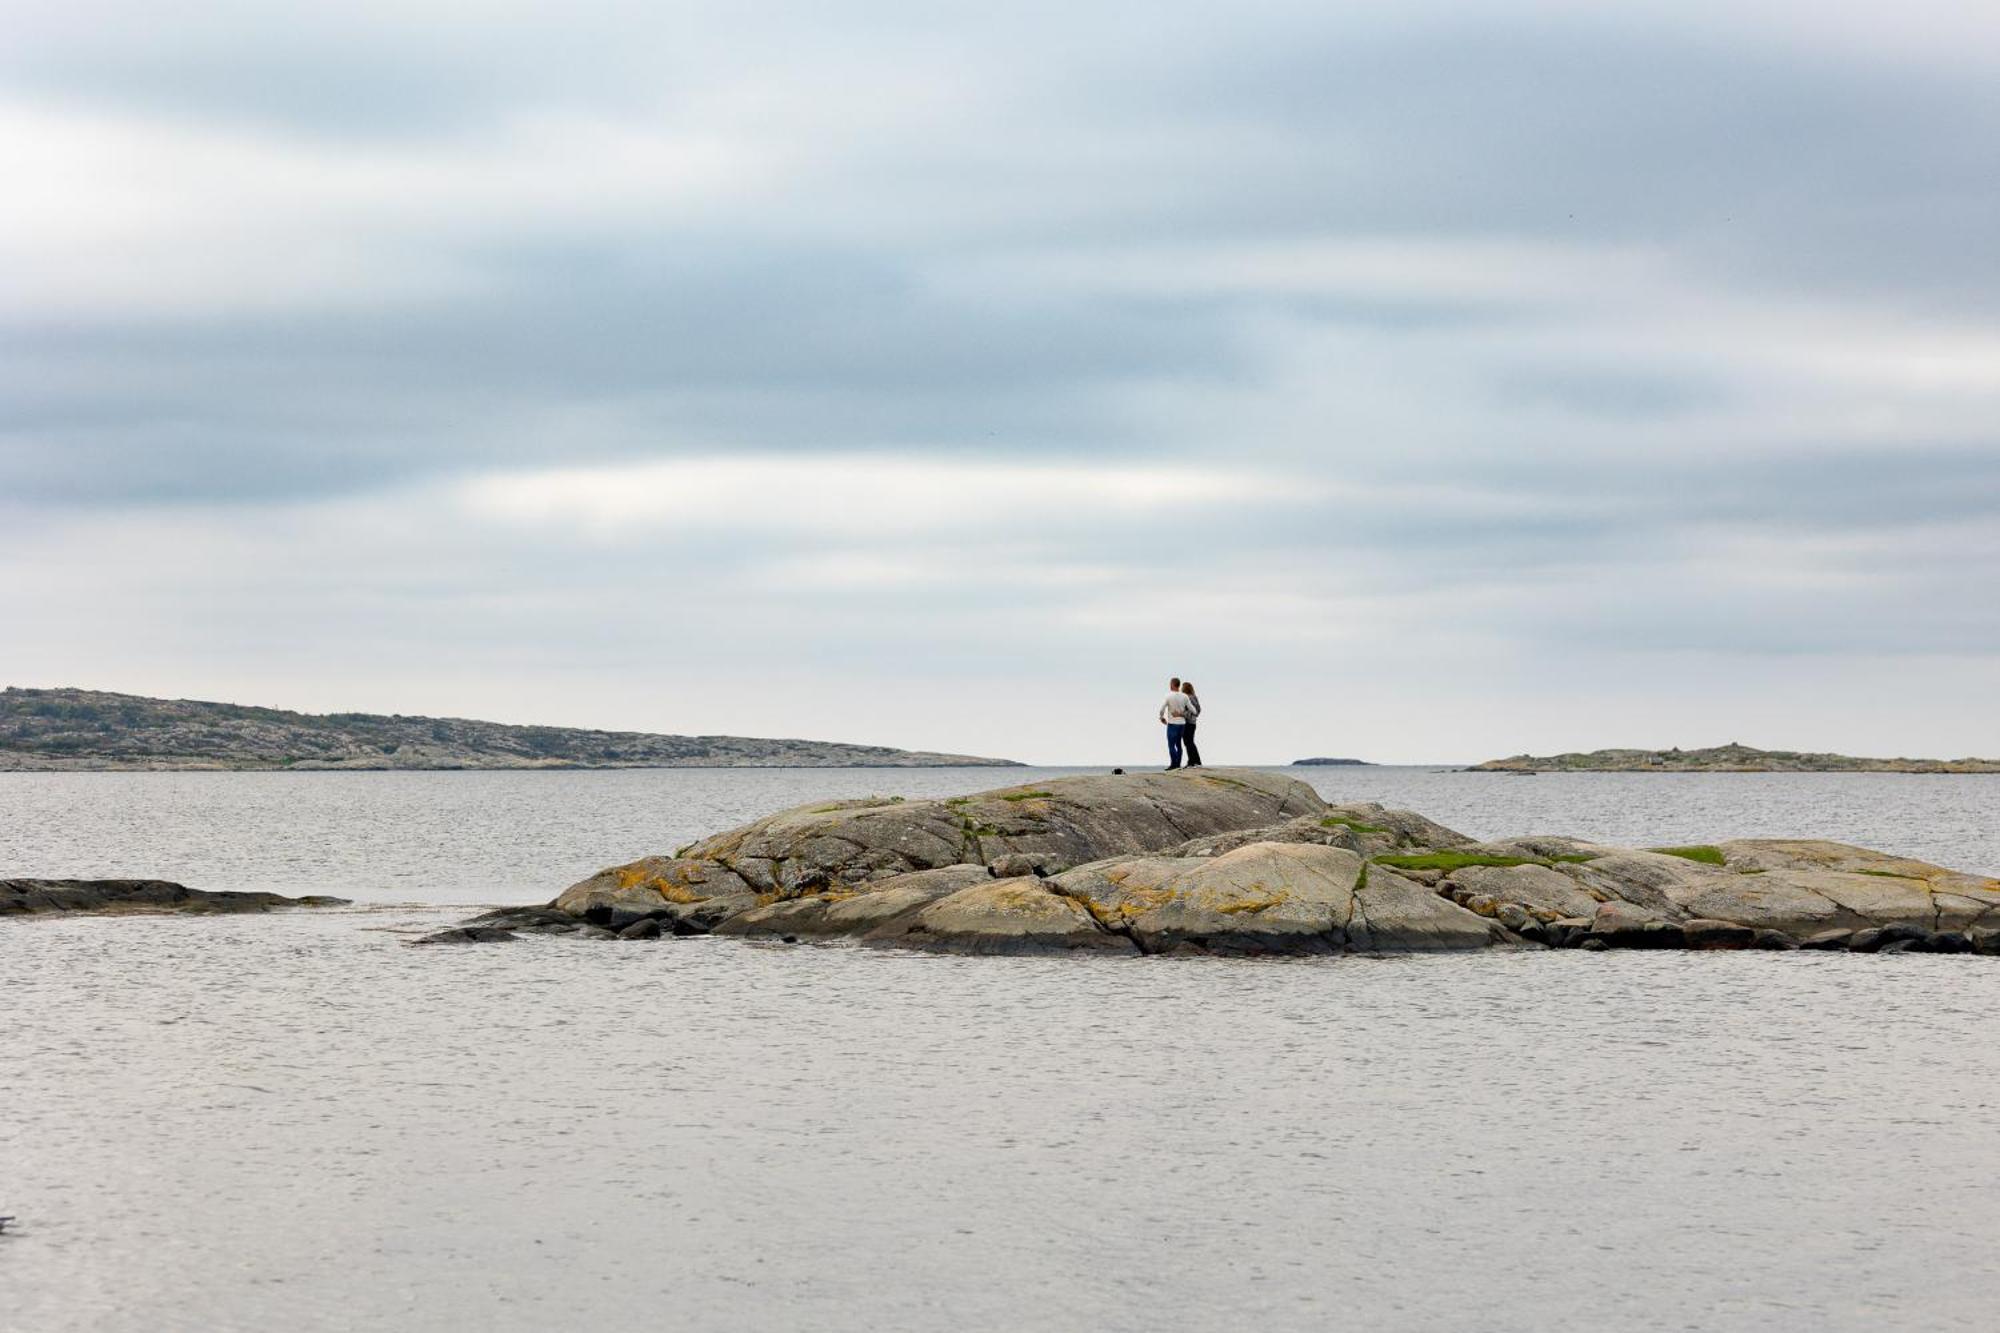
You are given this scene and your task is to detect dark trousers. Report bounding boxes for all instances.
[1166,722,1186,768]
[1183,721,1202,767]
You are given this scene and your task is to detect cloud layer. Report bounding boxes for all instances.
[4,1,1997,761]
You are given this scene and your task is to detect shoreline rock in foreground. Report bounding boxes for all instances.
[432,768,2000,957]
[3,878,350,916]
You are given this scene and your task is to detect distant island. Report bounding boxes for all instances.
[1471,742,2000,774]
[0,687,1021,771]
[1291,757,1375,767]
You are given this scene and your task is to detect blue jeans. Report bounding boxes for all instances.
[1166,722,1186,768]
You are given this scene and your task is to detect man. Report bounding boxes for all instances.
[1159,677,1195,770]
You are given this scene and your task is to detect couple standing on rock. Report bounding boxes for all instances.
[1159,678,1203,770]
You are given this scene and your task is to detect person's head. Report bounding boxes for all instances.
[1182,680,1196,696]
[1169,677,1180,691]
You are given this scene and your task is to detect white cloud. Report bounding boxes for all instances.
[457,455,1322,539]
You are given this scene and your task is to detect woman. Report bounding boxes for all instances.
[1181,680,1203,768]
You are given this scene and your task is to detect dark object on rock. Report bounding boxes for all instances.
[600,903,665,932]
[1851,923,1931,953]
[1683,919,1755,950]
[1577,937,1609,951]
[1750,929,1798,951]
[1801,929,1854,951]
[1927,931,1973,954]
[411,926,518,945]
[1548,917,1594,948]
[1877,938,1920,955]
[1111,768,1125,775]
[617,918,663,940]
[1972,927,2000,955]
[2,878,348,917]
[466,905,579,933]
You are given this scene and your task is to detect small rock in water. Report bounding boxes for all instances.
[617,918,663,940]
[411,926,518,945]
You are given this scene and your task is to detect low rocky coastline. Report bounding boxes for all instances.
[1472,742,2000,773]
[0,685,1019,770]
[423,769,2000,956]
[3,878,349,916]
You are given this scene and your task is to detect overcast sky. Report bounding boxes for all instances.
[5,1,1997,763]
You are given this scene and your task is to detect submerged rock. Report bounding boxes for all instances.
[1,878,349,917]
[411,925,519,945]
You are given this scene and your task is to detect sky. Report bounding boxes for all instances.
[4,1,1998,764]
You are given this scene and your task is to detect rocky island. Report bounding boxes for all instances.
[3,879,348,916]
[1291,757,1373,766]
[1472,742,2000,773]
[430,768,2000,956]
[0,686,1019,771]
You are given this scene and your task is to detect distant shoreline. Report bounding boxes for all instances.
[1471,742,2000,775]
[0,685,1022,771]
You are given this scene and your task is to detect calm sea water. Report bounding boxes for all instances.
[6,767,2000,1331]
[4,765,1995,903]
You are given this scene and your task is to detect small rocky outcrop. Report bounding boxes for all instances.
[1,878,349,916]
[427,773,2000,958]
[554,768,1325,923]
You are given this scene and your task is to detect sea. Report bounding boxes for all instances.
[6,765,1999,1331]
